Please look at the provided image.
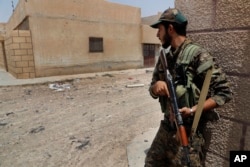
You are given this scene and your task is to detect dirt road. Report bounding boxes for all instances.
[0,69,162,167]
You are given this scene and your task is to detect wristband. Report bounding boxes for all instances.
[190,108,194,116]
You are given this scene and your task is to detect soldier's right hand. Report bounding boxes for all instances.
[152,81,169,97]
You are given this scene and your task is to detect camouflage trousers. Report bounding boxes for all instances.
[145,118,205,167]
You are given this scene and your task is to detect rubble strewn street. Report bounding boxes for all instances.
[0,69,162,167]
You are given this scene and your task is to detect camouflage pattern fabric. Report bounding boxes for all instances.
[145,119,182,167]
[146,38,232,166]
[149,38,232,111]
[145,118,205,167]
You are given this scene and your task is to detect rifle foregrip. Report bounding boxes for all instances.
[179,126,189,146]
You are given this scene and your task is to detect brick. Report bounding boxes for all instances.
[12,55,22,61]
[20,43,32,49]
[14,49,27,56]
[28,61,35,67]
[27,49,33,54]
[13,37,26,43]
[11,43,20,49]
[11,31,19,37]
[18,30,31,37]
[16,61,28,67]
[17,73,30,79]
[29,73,36,78]
[25,37,32,43]
[23,67,35,73]
[15,67,23,73]
[22,55,33,61]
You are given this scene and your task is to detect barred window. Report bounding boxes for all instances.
[89,37,103,52]
[143,44,155,57]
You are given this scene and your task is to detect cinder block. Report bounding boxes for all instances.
[10,43,20,49]
[11,31,19,37]
[215,0,250,29]
[15,67,23,74]
[22,55,34,61]
[23,67,35,73]
[25,37,32,43]
[176,0,214,31]
[27,49,33,54]
[17,73,30,79]
[29,73,36,78]
[188,30,249,73]
[20,43,33,49]
[12,55,22,61]
[14,49,28,56]
[15,61,29,68]
[18,30,31,37]
[176,0,250,30]
[28,61,35,67]
[12,37,26,43]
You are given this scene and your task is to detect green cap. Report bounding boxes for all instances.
[150,8,187,28]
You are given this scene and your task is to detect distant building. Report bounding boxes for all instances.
[0,0,160,78]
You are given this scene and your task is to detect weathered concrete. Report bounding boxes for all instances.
[176,0,250,166]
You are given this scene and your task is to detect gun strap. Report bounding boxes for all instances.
[191,67,213,138]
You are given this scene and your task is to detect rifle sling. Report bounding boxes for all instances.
[191,67,213,138]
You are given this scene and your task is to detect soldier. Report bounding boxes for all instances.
[145,8,232,167]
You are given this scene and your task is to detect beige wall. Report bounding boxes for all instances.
[5,0,143,78]
[176,0,250,166]
[141,25,159,44]
[4,30,35,78]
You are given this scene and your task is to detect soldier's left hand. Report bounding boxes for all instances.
[179,107,192,118]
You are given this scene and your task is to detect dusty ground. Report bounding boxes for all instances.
[0,69,162,167]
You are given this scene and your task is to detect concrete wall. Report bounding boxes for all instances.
[141,24,159,44]
[5,0,143,78]
[176,0,250,166]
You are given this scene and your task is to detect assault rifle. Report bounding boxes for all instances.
[161,50,191,167]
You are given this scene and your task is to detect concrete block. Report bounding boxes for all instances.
[12,37,26,43]
[15,61,29,68]
[14,49,28,56]
[215,0,250,29]
[20,43,33,49]
[17,73,30,79]
[188,30,249,73]
[22,55,34,61]
[28,61,35,67]
[23,67,35,73]
[18,30,31,37]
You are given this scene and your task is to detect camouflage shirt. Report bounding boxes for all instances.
[149,39,232,114]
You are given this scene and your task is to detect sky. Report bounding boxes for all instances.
[0,0,174,23]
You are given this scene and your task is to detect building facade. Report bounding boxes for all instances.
[0,0,159,78]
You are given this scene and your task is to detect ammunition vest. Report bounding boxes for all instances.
[160,43,214,114]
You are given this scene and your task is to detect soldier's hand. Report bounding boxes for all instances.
[152,81,169,97]
[179,107,193,118]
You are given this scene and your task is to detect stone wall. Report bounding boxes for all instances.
[176,0,250,166]
[5,30,35,79]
